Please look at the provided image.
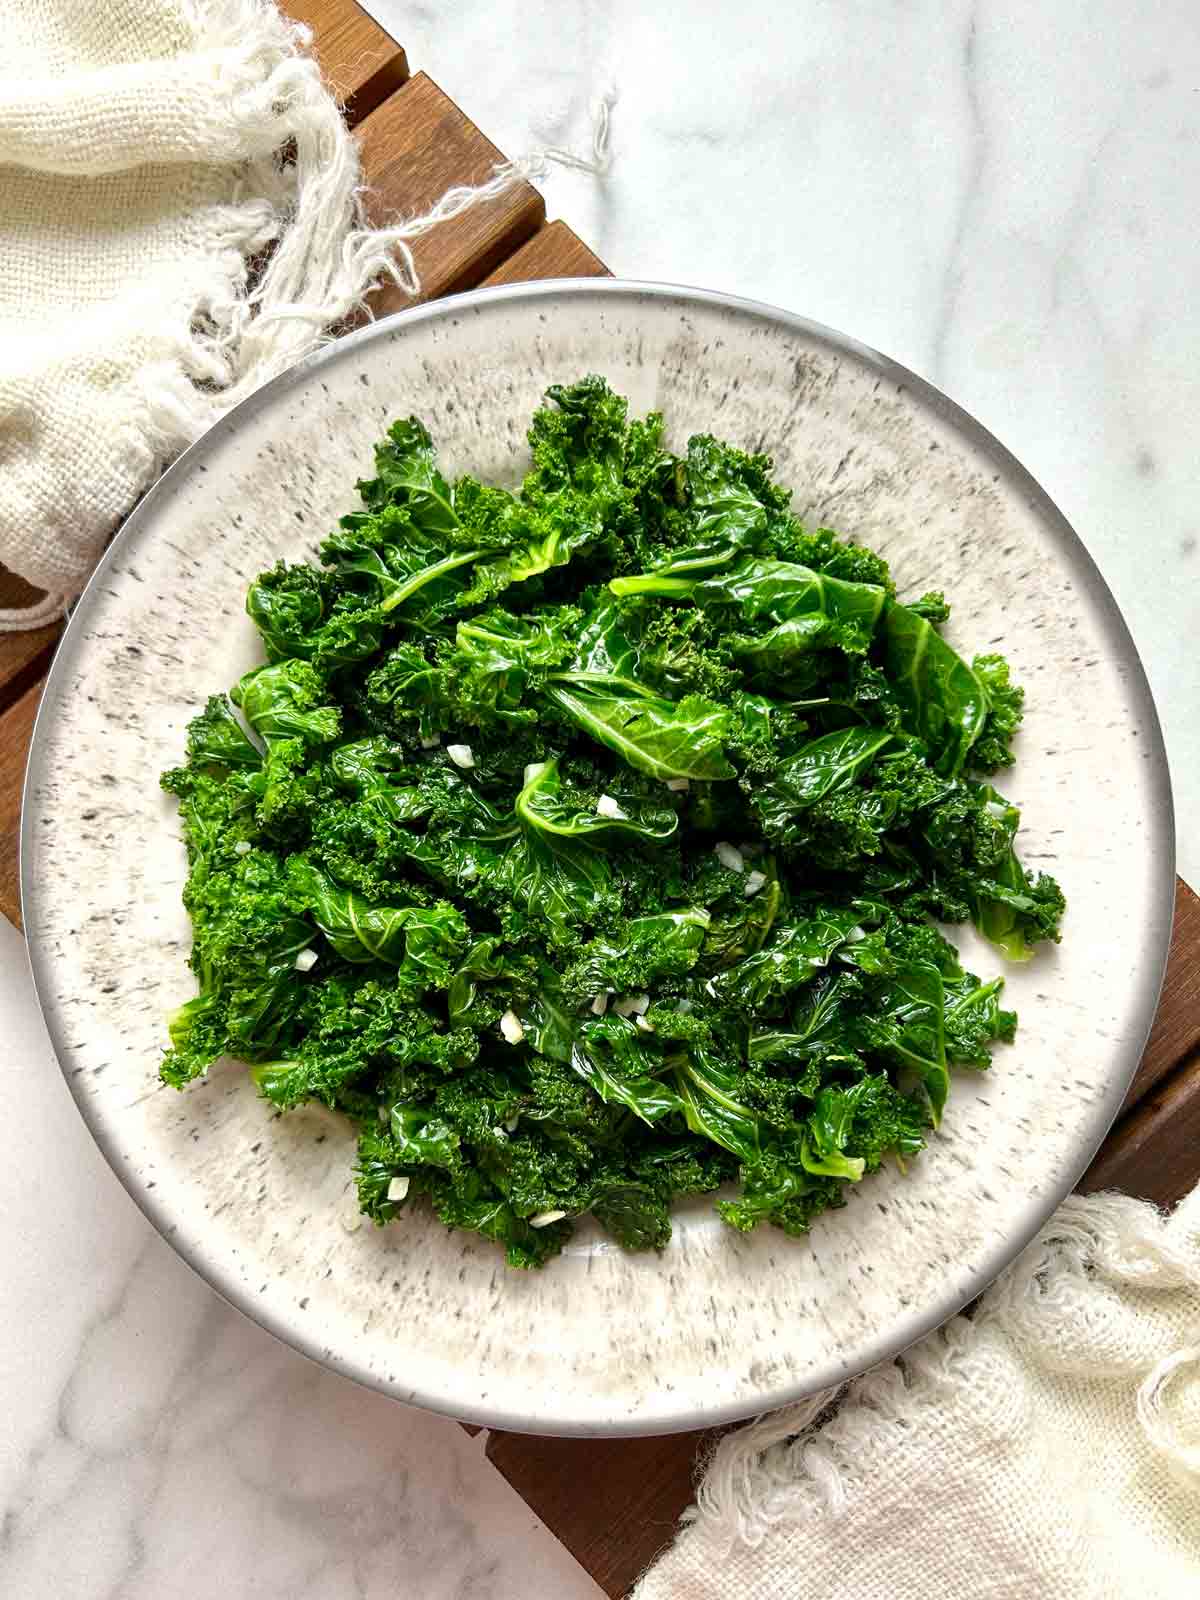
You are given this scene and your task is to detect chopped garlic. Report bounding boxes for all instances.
[419,735,440,749]
[499,1008,525,1044]
[595,794,628,820]
[715,841,745,873]
[530,1209,566,1228]
[523,761,547,786]
[665,777,690,792]
[294,947,318,972]
[445,743,474,769]
[386,1176,410,1203]
[233,839,252,856]
[743,870,767,897]
[635,1015,655,1033]
[614,993,650,1019]
[590,992,609,1015]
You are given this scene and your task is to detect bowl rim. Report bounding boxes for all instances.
[21,276,1177,1436]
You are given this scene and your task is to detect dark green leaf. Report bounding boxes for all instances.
[713,909,867,1012]
[231,661,340,748]
[569,1031,686,1126]
[545,683,736,781]
[389,1105,463,1169]
[880,600,990,777]
[758,727,893,813]
[184,695,263,772]
[163,376,1063,1267]
[357,416,460,536]
[516,758,678,842]
[693,558,888,635]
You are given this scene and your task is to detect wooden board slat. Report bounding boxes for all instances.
[357,73,545,314]
[1081,1051,1200,1208]
[0,682,41,929]
[481,220,611,286]
[0,623,58,710]
[284,0,408,124]
[484,1430,713,1598]
[0,565,61,716]
[1119,878,1200,1110]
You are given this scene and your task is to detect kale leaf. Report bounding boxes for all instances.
[161,376,1064,1265]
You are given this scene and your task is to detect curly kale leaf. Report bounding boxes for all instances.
[754,727,894,822]
[558,909,710,1007]
[712,908,868,1013]
[232,661,341,747]
[544,682,736,782]
[183,694,263,773]
[494,772,620,944]
[286,858,468,985]
[246,560,382,671]
[161,375,1065,1267]
[608,433,782,585]
[968,653,1026,773]
[356,415,460,534]
[453,487,599,608]
[879,600,991,778]
[160,845,315,1086]
[516,758,678,844]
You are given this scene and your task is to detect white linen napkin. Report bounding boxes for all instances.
[0,0,398,620]
[636,1184,1200,1599]
[0,0,610,627]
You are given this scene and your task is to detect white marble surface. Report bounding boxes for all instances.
[0,911,602,1599]
[4,3,1199,1594]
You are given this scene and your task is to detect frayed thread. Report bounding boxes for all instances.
[161,7,614,411]
[341,84,617,309]
[0,0,614,620]
[0,590,72,631]
[1137,1347,1200,1483]
[687,1186,1200,1553]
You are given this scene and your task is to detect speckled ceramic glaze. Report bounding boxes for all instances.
[22,282,1174,1436]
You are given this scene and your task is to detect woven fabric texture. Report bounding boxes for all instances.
[636,1185,1200,1600]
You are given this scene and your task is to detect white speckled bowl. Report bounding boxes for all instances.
[22,281,1174,1436]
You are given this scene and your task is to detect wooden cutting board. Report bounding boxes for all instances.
[2,5,1196,1594]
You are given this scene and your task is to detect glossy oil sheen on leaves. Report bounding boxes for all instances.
[160,375,1064,1268]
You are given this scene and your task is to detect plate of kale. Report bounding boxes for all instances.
[23,282,1173,1433]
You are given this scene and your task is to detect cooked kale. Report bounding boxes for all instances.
[161,377,1062,1266]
